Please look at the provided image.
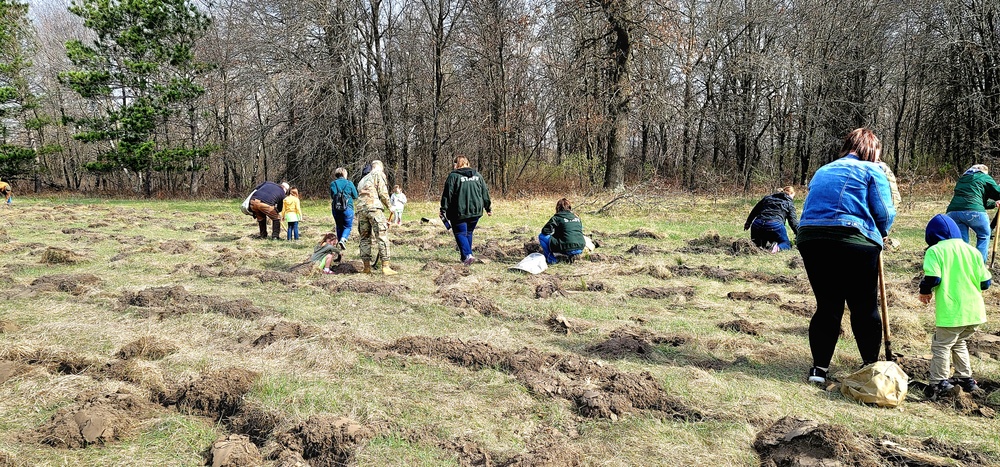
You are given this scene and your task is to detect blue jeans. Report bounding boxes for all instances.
[452,217,480,260]
[286,221,299,240]
[538,234,583,264]
[947,211,990,262]
[333,208,354,243]
[750,219,792,250]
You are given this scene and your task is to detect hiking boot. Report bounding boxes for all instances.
[381,261,398,276]
[953,377,980,393]
[925,380,957,399]
[807,366,828,384]
[463,255,476,266]
[362,261,372,274]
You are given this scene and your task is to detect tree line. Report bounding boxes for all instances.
[1,0,998,197]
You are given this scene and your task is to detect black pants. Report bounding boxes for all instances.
[799,239,883,368]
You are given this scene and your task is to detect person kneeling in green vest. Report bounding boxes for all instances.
[539,198,585,265]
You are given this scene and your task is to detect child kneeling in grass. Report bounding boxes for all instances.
[310,233,340,274]
[918,214,990,398]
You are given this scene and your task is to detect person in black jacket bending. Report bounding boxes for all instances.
[744,186,798,253]
[440,155,492,265]
[539,198,585,264]
[249,181,289,239]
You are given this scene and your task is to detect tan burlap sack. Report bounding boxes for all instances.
[840,361,909,408]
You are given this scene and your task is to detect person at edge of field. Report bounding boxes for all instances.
[389,185,407,226]
[538,198,586,265]
[744,186,799,253]
[0,177,12,206]
[945,164,1000,263]
[356,160,397,275]
[440,155,492,266]
[283,187,303,240]
[311,232,341,274]
[329,167,359,251]
[797,127,896,385]
[248,181,289,239]
[918,213,990,398]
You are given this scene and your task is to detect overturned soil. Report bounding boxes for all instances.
[116,336,179,360]
[163,367,259,420]
[251,321,318,347]
[546,314,594,335]
[387,336,702,421]
[29,274,102,295]
[271,415,371,467]
[718,319,762,336]
[439,290,509,318]
[30,390,158,449]
[121,285,267,320]
[208,434,262,467]
[533,276,564,299]
[588,327,688,360]
[727,291,781,303]
[39,246,86,264]
[755,416,991,466]
[628,286,695,300]
[325,280,409,297]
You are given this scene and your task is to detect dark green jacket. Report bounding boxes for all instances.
[947,172,1000,213]
[541,210,585,253]
[440,167,491,221]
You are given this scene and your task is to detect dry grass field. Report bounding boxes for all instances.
[1,192,999,466]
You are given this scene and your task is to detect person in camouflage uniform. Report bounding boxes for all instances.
[355,160,397,275]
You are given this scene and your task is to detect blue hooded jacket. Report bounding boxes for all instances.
[925,213,962,247]
[920,213,991,293]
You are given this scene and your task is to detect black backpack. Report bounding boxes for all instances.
[332,184,348,211]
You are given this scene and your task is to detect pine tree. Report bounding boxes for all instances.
[60,0,212,195]
[0,0,38,180]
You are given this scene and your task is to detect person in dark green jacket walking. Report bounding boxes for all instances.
[946,164,1000,262]
[539,198,585,264]
[440,155,492,265]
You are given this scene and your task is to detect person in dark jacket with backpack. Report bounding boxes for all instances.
[744,186,799,252]
[945,164,1000,263]
[330,167,359,250]
[440,155,492,265]
[248,181,289,239]
[539,198,585,264]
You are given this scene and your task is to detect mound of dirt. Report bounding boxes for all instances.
[534,276,564,299]
[326,280,409,297]
[225,403,284,446]
[116,336,179,360]
[209,434,262,467]
[434,266,470,286]
[671,264,740,282]
[779,301,813,317]
[625,229,661,239]
[755,416,992,466]
[546,314,594,335]
[272,415,371,467]
[4,347,102,375]
[718,319,761,336]
[388,336,702,421]
[726,291,780,303]
[29,274,102,295]
[121,286,268,320]
[645,264,673,279]
[439,290,508,318]
[32,390,157,449]
[730,238,765,256]
[158,240,194,254]
[895,356,930,381]
[625,244,660,255]
[970,332,1000,359]
[628,286,695,300]
[166,367,259,419]
[209,299,267,319]
[39,247,85,264]
[252,321,318,347]
[121,285,191,307]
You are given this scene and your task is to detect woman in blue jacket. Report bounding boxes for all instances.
[797,128,896,385]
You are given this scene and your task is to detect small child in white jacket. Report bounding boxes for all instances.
[389,185,407,225]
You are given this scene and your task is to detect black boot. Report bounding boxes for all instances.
[257,221,267,239]
[271,219,281,239]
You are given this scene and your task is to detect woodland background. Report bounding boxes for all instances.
[1,0,999,197]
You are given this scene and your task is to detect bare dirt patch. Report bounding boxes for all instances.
[251,321,318,347]
[433,265,470,286]
[271,415,371,467]
[29,390,157,449]
[779,301,813,317]
[628,286,695,300]
[163,367,259,420]
[533,276,564,299]
[718,319,762,336]
[29,274,102,295]
[39,247,86,264]
[546,314,594,335]
[208,434,262,467]
[120,286,268,320]
[726,291,781,303]
[755,416,992,466]
[588,327,688,360]
[623,229,661,239]
[439,290,509,318]
[387,336,702,421]
[116,336,179,360]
